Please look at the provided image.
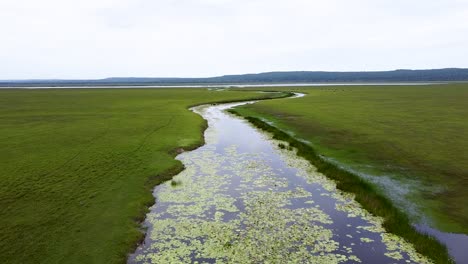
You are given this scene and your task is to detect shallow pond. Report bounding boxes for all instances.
[128,100,431,263]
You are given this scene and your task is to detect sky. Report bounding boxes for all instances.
[1,0,468,79]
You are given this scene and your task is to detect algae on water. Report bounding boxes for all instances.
[130,104,431,264]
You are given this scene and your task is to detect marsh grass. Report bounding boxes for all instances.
[229,112,453,264]
[0,88,289,264]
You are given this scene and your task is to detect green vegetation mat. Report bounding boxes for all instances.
[233,84,468,234]
[0,88,284,264]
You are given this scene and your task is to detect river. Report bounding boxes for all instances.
[128,96,432,263]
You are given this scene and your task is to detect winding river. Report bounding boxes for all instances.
[128,96,432,263]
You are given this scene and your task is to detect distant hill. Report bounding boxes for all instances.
[1,68,468,87]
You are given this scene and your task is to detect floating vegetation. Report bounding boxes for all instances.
[170,180,182,187]
[360,237,374,243]
[129,103,431,264]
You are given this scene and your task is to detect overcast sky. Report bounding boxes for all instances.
[1,0,468,79]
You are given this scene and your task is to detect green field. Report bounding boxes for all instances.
[0,88,284,264]
[234,84,468,234]
[0,85,464,263]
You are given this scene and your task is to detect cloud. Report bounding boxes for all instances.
[0,0,467,78]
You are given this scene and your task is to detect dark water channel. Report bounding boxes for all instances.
[128,100,433,263]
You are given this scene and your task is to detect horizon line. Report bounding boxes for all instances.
[1,67,467,82]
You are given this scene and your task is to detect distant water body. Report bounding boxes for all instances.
[0,82,446,89]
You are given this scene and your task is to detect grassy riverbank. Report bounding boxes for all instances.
[0,88,285,264]
[234,84,468,234]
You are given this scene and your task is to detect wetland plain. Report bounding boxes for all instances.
[1,85,465,263]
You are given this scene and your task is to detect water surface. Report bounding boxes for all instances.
[1,82,443,89]
[129,101,430,263]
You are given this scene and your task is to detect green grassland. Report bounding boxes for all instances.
[233,84,468,234]
[0,88,284,264]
